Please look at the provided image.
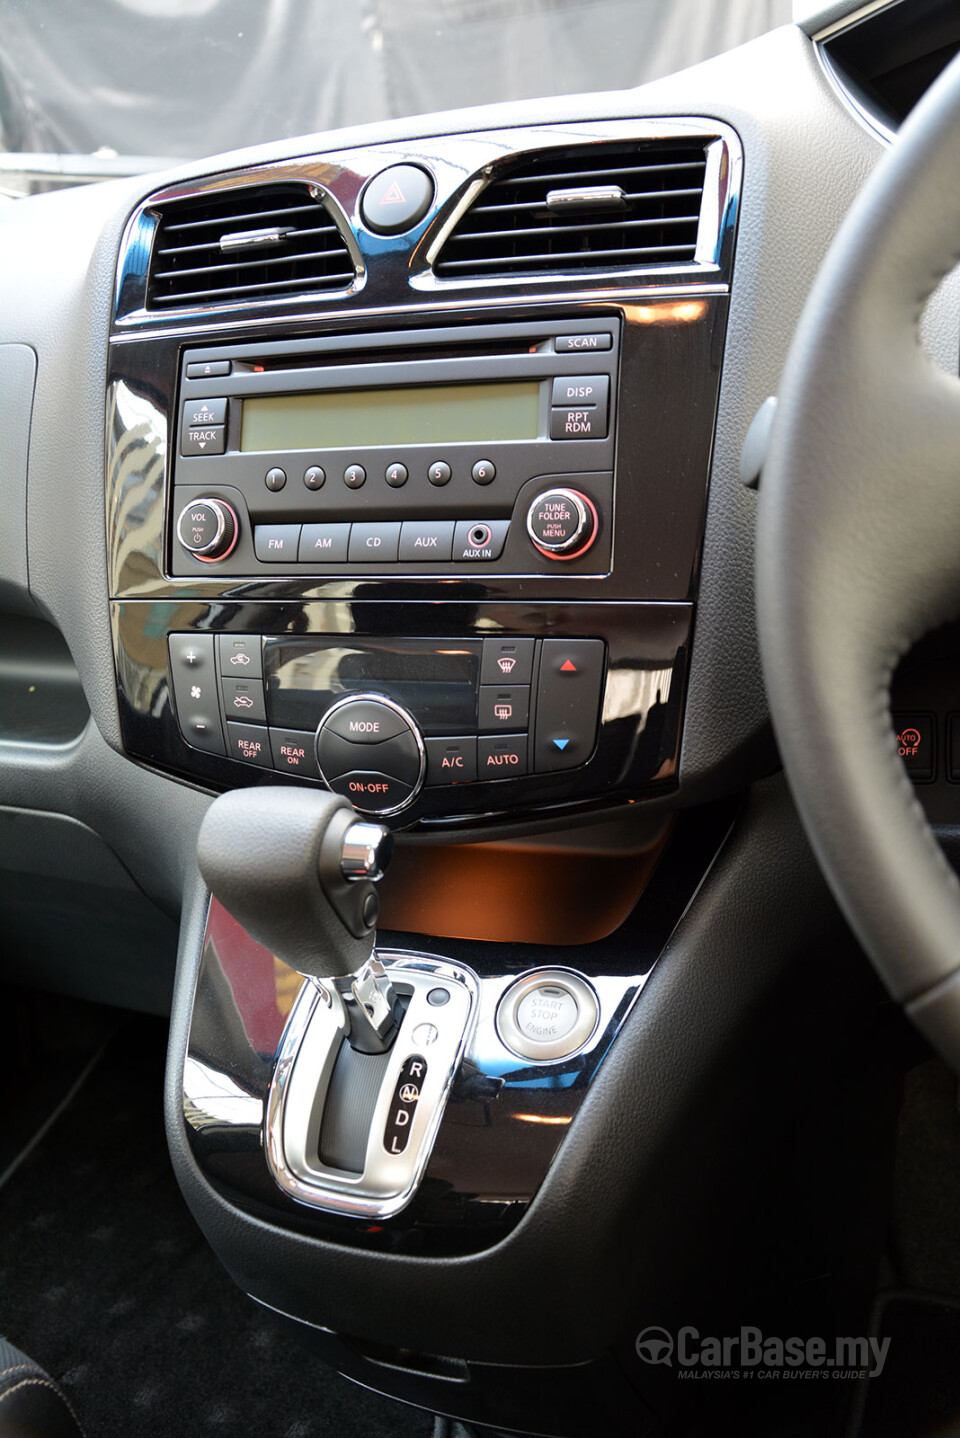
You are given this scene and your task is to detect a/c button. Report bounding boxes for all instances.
[425,737,477,785]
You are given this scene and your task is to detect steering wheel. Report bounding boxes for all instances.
[757,52,960,1072]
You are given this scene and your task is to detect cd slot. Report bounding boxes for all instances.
[242,334,553,374]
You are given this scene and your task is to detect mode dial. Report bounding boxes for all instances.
[176,497,239,562]
[526,488,598,560]
[316,694,425,817]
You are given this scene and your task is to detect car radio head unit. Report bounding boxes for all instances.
[170,316,618,578]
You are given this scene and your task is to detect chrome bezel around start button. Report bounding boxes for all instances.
[496,967,600,1062]
[315,692,426,817]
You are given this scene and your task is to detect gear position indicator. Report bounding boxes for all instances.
[384,1055,428,1155]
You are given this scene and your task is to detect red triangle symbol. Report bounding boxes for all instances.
[380,181,407,206]
[560,659,577,672]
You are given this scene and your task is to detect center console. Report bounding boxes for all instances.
[108,119,739,832]
[108,114,741,1430]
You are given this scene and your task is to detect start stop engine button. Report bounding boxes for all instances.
[515,985,579,1043]
[496,969,599,1063]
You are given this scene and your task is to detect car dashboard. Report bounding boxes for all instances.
[3,8,960,1436]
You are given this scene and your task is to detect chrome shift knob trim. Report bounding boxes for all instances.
[340,821,394,883]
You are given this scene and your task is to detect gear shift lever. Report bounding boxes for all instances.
[197,787,398,1047]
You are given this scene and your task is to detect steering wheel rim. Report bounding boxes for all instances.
[757,52,960,1070]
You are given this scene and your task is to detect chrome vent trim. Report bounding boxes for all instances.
[146,182,356,309]
[432,140,709,281]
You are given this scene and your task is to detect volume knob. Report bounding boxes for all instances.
[176,497,239,563]
[526,488,598,560]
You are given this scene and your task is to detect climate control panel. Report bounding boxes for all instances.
[167,632,606,814]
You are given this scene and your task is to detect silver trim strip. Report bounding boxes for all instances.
[113,116,740,334]
[265,953,479,1219]
[109,281,727,345]
[814,41,896,146]
[810,0,899,44]
[220,227,291,252]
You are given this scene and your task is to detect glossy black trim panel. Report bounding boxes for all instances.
[112,599,690,828]
[106,295,727,605]
[181,800,733,1256]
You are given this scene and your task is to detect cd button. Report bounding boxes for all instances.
[348,522,401,562]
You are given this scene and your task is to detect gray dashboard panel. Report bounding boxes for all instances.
[0,22,903,897]
[0,343,37,614]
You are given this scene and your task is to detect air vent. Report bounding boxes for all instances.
[434,142,708,280]
[147,183,355,308]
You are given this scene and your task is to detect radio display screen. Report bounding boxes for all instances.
[240,381,540,451]
[264,638,482,735]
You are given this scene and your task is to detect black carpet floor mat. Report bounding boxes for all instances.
[0,1016,433,1438]
[855,1294,960,1438]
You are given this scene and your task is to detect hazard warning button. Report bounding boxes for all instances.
[360,164,435,235]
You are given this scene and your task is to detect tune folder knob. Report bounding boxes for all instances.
[526,487,598,559]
